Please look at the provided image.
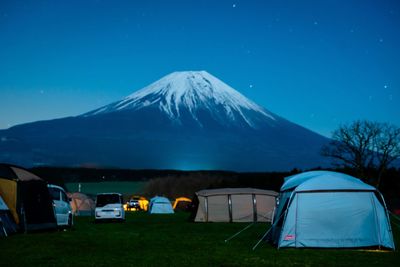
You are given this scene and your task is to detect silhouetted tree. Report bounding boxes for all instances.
[373,123,400,187]
[321,120,400,188]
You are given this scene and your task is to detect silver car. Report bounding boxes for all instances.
[48,184,73,228]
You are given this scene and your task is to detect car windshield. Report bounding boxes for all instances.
[96,194,121,207]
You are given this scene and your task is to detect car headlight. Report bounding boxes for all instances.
[114,209,121,216]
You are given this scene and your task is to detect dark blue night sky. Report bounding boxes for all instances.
[0,0,399,136]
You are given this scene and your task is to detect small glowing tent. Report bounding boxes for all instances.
[67,192,95,216]
[269,171,395,250]
[173,197,192,211]
[194,188,278,222]
[0,163,57,232]
[138,197,149,211]
[149,196,174,214]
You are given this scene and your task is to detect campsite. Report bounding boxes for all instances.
[1,1,400,266]
[1,166,400,267]
[0,212,399,267]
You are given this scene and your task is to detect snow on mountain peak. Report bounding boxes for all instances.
[84,71,275,127]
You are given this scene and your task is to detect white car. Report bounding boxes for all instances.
[48,184,73,228]
[95,193,125,222]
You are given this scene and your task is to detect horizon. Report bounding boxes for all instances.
[1,0,399,137]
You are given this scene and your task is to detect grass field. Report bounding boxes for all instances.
[65,182,146,196]
[0,213,399,267]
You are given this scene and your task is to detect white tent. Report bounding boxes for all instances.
[149,196,174,214]
[269,171,395,250]
[194,188,278,222]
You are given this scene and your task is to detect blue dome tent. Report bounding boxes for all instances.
[149,196,174,214]
[269,171,395,250]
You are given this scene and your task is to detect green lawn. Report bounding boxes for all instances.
[0,213,399,267]
[65,181,146,196]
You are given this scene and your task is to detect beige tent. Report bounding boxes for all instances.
[194,188,278,222]
[67,192,95,216]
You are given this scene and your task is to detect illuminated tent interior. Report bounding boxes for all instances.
[173,197,192,211]
[138,197,149,211]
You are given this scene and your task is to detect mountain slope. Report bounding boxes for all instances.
[0,71,329,171]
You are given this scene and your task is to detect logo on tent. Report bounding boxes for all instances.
[284,235,295,241]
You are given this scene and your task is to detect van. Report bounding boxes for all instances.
[47,184,73,228]
[95,193,125,222]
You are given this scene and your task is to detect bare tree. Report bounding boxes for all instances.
[373,123,400,188]
[321,120,400,188]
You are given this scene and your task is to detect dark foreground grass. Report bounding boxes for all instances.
[0,212,399,267]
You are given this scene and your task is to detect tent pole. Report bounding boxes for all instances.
[224,222,254,243]
[252,227,272,251]
[252,194,257,222]
[252,211,286,250]
[228,194,232,223]
[205,197,208,222]
[21,203,27,234]
[0,220,7,237]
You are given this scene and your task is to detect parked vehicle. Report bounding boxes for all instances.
[126,196,140,211]
[48,184,73,228]
[95,193,125,222]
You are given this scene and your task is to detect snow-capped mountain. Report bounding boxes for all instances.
[0,71,329,171]
[83,71,275,128]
